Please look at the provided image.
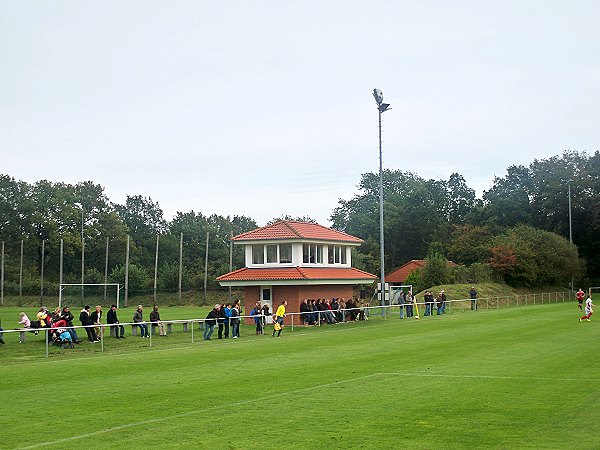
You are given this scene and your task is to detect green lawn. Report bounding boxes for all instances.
[0,302,598,449]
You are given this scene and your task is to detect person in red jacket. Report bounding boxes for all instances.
[576,288,585,311]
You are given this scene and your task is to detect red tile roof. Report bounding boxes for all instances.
[231,221,363,244]
[386,260,458,283]
[217,267,377,282]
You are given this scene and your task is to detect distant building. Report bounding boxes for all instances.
[217,220,377,324]
[386,259,458,284]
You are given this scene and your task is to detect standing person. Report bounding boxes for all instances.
[217,303,226,339]
[576,288,586,311]
[470,286,478,311]
[90,305,103,339]
[251,303,263,334]
[149,305,166,336]
[436,293,444,316]
[204,304,220,340]
[133,305,149,338]
[424,291,433,317]
[106,304,125,339]
[272,300,287,337]
[223,303,232,339]
[440,290,447,314]
[79,305,99,342]
[579,295,595,322]
[398,290,405,319]
[261,303,271,328]
[405,291,414,318]
[60,307,81,343]
[231,301,241,338]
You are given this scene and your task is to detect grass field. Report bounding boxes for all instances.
[1,302,598,449]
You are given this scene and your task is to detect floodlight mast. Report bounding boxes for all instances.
[373,89,391,316]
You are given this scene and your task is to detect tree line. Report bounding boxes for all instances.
[0,150,597,298]
[331,150,599,288]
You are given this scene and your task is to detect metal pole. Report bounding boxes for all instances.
[378,107,386,317]
[40,239,45,305]
[154,234,159,304]
[124,235,130,307]
[1,241,4,306]
[59,239,63,307]
[104,236,109,302]
[204,231,209,306]
[178,232,183,304]
[81,206,85,304]
[19,239,23,301]
[568,180,573,293]
[228,232,233,303]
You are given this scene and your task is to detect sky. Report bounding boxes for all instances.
[2,1,599,227]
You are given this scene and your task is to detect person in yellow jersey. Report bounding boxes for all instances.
[272,300,287,337]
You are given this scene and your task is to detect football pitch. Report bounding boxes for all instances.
[1,303,598,449]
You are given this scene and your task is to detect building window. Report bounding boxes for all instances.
[328,245,347,264]
[280,244,292,263]
[266,244,278,263]
[252,244,264,264]
[303,244,323,264]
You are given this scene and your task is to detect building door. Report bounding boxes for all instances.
[261,286,273,324]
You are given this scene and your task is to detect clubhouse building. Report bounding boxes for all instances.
[216,220,377,324]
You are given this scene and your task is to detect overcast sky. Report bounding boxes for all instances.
[2,1,598,226]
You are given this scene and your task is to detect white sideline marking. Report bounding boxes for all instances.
[379,372,592,383]
[14,373,385,450]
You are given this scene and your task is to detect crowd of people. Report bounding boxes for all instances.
[299,297,368,325]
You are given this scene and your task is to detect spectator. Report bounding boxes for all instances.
[217,303,226,339]
[106,304,125,339]
[18,312,31,328]
[80,305,99,342]
[470,286,478,311]
[50,307,62,323]
[204,304,220,340]
[261,303,271,327]
[223,303,232,338]
[60,307,81,343]
[251,303,263,334]
[424,291,434,316]
[149,305,166,336]
[436,293,444,316]
[133,305,149,338]
[405,291,414,318]
[441,290,447,314]
[37,306,51,328]
[300,299,311,325]
[90,305,103,339]
[231,300,241,338]
[398,290,405,319]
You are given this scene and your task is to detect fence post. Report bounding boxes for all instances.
[45,328,49,359]
[291,314,294,332]
[101,326,104,353]
[149,322,152,347]
[191,320,194,343]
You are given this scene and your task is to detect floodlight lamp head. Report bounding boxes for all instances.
[373,89,383,105]
[378,103,391,113]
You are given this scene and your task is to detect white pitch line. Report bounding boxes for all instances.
[378,371,594,383]
[14,372,387,450]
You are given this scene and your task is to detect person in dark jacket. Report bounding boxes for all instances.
[60,306,81,343]
[90,305,102,339]
[79,305,99,342]
[133,305,149,338]
[231,300,241,338]
[106,304,125,339]
[149,305,166,336]
[204,304,220,340]
[217,304,226,339]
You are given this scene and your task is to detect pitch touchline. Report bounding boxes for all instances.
[14,372,386,450]
[379,372,591,383]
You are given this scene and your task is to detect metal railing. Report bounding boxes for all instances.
[0,292,569,358]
